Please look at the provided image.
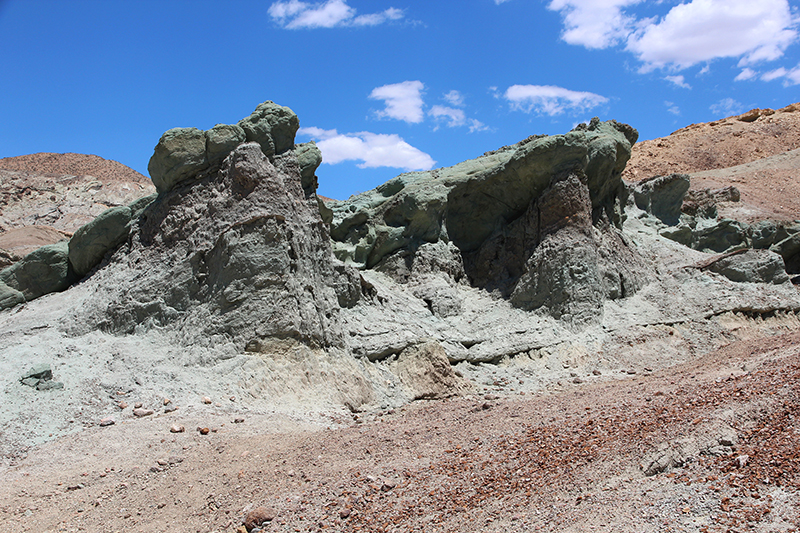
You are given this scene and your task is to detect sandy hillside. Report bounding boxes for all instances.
[624,103,800,222]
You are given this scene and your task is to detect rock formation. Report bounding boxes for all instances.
[1,100,798,439]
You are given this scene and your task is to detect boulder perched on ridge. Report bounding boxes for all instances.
[148,101,303,195]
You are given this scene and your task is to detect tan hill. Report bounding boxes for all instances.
[0,153,156,261]
[625,103,800,222]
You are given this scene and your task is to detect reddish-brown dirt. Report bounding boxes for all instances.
[1,331,798,532]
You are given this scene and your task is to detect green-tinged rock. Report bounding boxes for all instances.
[206,123,246,167]
[68,205,133,277]
[633,173,690,226]
[748,220,779,249]
[0,280,25,310]
[660,224,693,246]
[771,232,800,274]
[693,219,749,253]
[0,241,75,302]
[36,380,64,391]
[237,101,299,158]
[23,363,52,381]
[148,127,208,193]
[295,141,322,196]
[708,249,789,284]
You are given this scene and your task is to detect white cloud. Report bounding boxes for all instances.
[548,0,799,74]
[665,101,680,115]
[762,64,800,85]
[735,68,757,81]
[443,90,465,107]
[268,0,404,29]
[627,0,798,71]
[298,127,435,170]
[369,80,425,123]
[429,105,466,128]
[504,84,608,115]
[664,75,691,89]
[547,0,643,49]
[709,98,744,117]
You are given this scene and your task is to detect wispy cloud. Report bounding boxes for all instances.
[546,0,799,76]
[735,68,757,81]
[298,127,435,170]
[268,0,403,29]
[504,84,608,115]
[664,75,691,89]
[665,101,681,115]
[762,63,800,85]
[369,80,425,123]
[709,98,745,117]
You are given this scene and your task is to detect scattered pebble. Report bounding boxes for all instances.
[170,425,185,433]
[99,417,115,427]
[164,405,178,413]
[133,408,154,417]
[163,398,171,406]
[592,369,602,375]
[234,417,245,424]
[117,401,128,410]
[134,402,143,408]
[201,396,212,404]
[244,506,276,530]
[198,427,210,435]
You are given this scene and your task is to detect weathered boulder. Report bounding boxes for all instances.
[205,123,246,167]
[148,127,208,194]
[633,173,690,225]
[237,101,299,158]
[771,232,800,274]
[0,241,75,305]
[693,218,749,253]
[295,141,322,197]
[708,249,789,284]
[682,186,740,218]
[147,101,306,195]
[0,280,24,309]
[391,341,472,400]
[68,205,132,277]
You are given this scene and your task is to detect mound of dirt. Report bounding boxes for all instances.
[0,153,150,185]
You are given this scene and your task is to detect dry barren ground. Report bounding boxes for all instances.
[1,330,799,533]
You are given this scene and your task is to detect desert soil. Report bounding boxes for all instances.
[1,330,798,533]
[1,106,799,532]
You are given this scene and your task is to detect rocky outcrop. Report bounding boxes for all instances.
[328,118,645,325]
[633,174,690,225]
[0,241,76,302]
[147,101,316,196]
[74,139,363,351]
[68,194,156,277]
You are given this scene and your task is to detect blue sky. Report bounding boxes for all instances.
[1,0,798,200]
